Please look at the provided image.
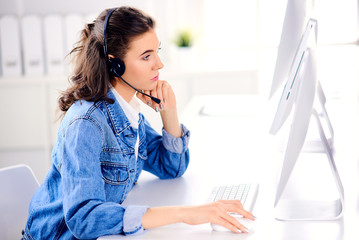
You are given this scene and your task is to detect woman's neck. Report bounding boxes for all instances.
[112,78,136,103]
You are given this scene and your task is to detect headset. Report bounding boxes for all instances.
[103,8,161,104]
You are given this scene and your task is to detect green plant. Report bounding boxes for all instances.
[175,30,192,47]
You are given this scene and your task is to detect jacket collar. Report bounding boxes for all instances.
[103,90,132,135]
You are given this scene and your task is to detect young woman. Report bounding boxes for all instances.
[22,7,254,239]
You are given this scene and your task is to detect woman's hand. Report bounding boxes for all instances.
[181,200,255,233]
[136,80,182,138]
[142,200,255,233]
[136,80,176,112]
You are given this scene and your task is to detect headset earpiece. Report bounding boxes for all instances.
[108,57,125,77]
[104,8,125,77]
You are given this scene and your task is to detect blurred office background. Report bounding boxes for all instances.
[0,0,358,182]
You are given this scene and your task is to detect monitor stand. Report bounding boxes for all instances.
[275,108,344,221]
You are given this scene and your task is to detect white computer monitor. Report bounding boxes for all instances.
[270,0,335,153]
[270,19,318,135]
[269,0,314,99]
[270,19,344,220]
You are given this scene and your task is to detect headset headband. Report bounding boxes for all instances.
[103,8,117,60]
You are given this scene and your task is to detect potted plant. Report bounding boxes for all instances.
[175,30,193,48]
[174,30,194,70]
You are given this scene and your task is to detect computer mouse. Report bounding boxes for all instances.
[211,215,255,232]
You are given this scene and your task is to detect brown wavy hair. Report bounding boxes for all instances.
[58,7,155,112]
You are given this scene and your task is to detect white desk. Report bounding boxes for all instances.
[99,95,359,240]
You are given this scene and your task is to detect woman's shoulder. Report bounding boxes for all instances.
[62,99,109,127]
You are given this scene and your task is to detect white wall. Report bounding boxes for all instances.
[0,0,358,182]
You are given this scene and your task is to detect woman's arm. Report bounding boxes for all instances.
[136,80,181,137]
[137,80,190,179]
[160,106,181,138]
[141,116,190,179]
[142,200,255,233]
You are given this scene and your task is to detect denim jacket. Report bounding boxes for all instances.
[23,90,190,240]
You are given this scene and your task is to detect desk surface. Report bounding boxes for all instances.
[99,95,359,240]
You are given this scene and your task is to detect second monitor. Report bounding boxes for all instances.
[270,19,344,221]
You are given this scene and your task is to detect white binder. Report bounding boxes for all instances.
[0,15,23,76]
[64,13,84,73]
[43,14,65,74]
[64,13,84,53]
[21,14,45,75]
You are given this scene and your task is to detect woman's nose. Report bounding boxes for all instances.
[154,54,164,70]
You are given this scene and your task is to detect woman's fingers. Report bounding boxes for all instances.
[215,216,244,233]
[162,82,169,106]
[136,91,153,108]
[217,210,249,233]
[182,201,254,233]
[155,81,163,108]
[218,200,255,220]
[149,88,159,112]
[143,90,153,106]
[211,200,255,233]
[136,80,174,112]
[137,91,149,104]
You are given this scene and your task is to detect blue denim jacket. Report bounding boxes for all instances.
[23,90,190,240]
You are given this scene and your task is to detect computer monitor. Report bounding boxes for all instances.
[270,19,318,135]
[270,19,344,220]
[269,0,314,99]
[269,0,335,153]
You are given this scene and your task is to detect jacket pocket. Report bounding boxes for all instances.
[101,161,129,185]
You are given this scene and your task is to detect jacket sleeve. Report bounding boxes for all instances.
[61,118,148,239]
[142,117,190,179]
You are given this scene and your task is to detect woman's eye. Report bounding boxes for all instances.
[143,55,151,60]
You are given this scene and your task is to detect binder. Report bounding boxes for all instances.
[0,15,23,76]
[64,13,84,73]
[21,14,45,75]
[43,14,65,74]
[64,13,84,53]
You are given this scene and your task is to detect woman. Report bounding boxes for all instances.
[23,7,254,239]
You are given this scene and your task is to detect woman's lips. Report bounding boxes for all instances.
[151,75,159,81]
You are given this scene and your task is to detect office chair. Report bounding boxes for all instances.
[0,164,39,239]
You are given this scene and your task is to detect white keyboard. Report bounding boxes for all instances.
[208,183,259,231]
[208,183,259,211]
